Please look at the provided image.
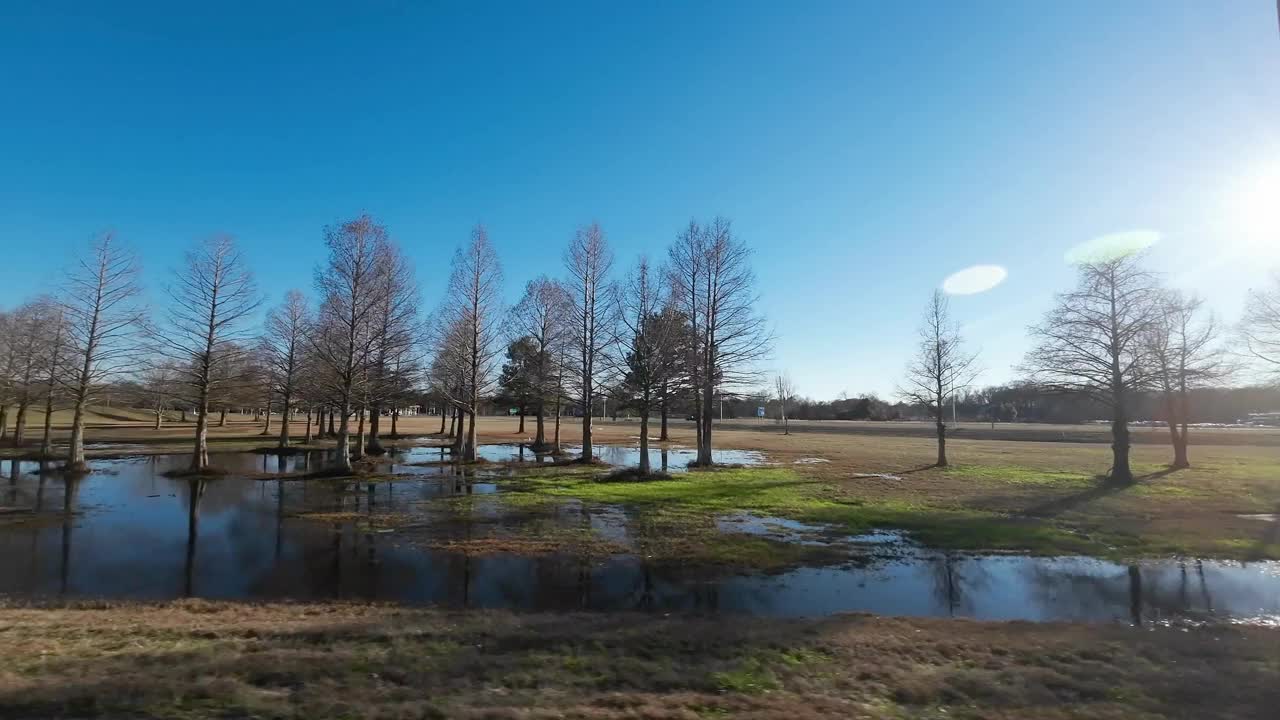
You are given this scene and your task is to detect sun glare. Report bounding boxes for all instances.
[1230,166,1280,261]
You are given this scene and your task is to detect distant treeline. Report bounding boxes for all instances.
[705,384,1280,425]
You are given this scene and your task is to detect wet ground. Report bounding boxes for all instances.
[2,451,1279,624]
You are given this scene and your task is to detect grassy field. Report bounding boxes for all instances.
[0,600,1276,719]
[4,410,1280,559]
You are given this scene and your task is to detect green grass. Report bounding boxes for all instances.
[504,466,1127,557]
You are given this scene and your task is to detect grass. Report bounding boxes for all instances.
[0,600,1276,719]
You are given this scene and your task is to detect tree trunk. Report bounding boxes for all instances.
[534,399,546,448]
[638,408,651,475]
[192,387,210,471]
[553,396,562,452]
[278,394,292,449]
[438,407,446,435]
[181,408,187,423]
[13,400,29,447]
[698,382,713,466]
[1110,417,1132,483]
[41,391,56,458]
[659,396,669,441]
[0,405,7,441]
[154,409,162,430]
[303,406,313,444]
[391,407,399,438]
[261,399,273,436]
[367,402,384,454]
[327,407,335,436]
[219,408,227,427]
[448,408,456,437]
[355,406,366,459]
[335,402,352,471]
[67,386,89,472]
[466,409,477,462]
[451,407,465,456]
[517,411,525,435]
[935,418,947,467]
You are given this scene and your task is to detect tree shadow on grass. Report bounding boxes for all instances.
[1020,466,1182,520]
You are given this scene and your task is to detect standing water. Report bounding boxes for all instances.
[1,454,1277,623]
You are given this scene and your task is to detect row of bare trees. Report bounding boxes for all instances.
[891,253,1280,482]
[0,213,770,476]
[440,218,770,473]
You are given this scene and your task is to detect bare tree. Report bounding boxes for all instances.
[565,223,616,461]
[506,276,571,450]
[365,243,419,454]
[610,257,682,475]
[898,291,979,467]
[310,215,389,472]
[157,235,261,471]
[7,301,47,447]
[60,233,145,471]
[775,373,796,435]
[0,311,16,442]
[441,226,504,462]
[37,303,71,458]
[140,363,180,432]
[669,217,771,465]
[1145,291,1225,468]
[1023,254,1160,483]
[1242,272,1280,384]
[263,289,312,449]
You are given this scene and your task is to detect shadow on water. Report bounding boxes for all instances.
[1,455,1278,623]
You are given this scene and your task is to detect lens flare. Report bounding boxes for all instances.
[942,264,1007,295]
[1064,230,1159,265]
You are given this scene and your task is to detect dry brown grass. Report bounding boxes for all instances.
[0,600,1275,719]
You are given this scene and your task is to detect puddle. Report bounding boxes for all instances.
[2,456,1279,624]
[1238,514,1277,522]
[391,443,765,472]
[793,457,830,464]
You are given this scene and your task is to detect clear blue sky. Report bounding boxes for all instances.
[2,1,1278,399]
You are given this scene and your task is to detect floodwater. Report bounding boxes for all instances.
[2,454,1278,624]
[394,443,765,470]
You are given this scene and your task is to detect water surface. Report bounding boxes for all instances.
[2,455,1277,624]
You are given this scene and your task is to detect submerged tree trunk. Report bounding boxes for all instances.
[355,406,366,459]
[40,391,57,458]
[697,382,714,466]
[278,394,292,449]
[451,406,465,456]
[192,387,210,471]
[466,409,477,462]
[367,402,384,454]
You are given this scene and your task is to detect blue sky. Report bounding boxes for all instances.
[2,1,1278,399]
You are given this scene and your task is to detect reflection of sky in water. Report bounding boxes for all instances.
[393,443,764,471]
[2,456,1279,623]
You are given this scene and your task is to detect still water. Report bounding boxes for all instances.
[2,454,1278,624]
[393,443,765,470]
